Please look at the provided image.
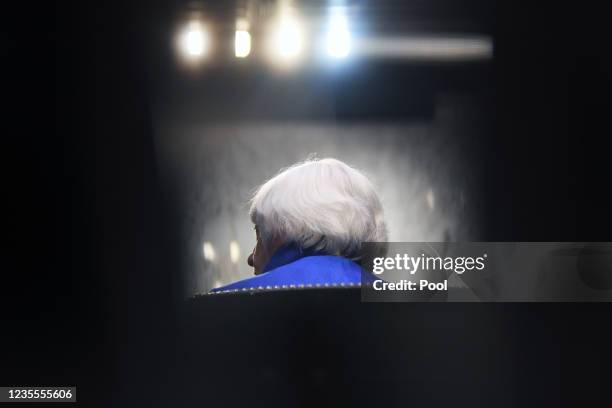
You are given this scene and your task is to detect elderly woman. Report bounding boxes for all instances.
[210,158,387,293]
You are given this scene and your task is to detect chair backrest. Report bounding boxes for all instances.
[163,288,561,407]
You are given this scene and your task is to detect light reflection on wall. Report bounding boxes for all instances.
[155,100,485,296]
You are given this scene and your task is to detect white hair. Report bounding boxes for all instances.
[249,158,388,260]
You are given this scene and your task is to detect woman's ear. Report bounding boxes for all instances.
[247,251,254,267]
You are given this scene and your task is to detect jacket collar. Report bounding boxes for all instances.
[262,243,325,273]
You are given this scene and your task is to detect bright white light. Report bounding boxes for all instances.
[356,36,493,60]
[270,15,304,61]
[326,10,351,58]
[203,241,216,261]
[180,21,209,58]
[229,240,241,264]
[235,30,251,58]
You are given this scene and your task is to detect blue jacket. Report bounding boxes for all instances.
[209,244,375,294]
